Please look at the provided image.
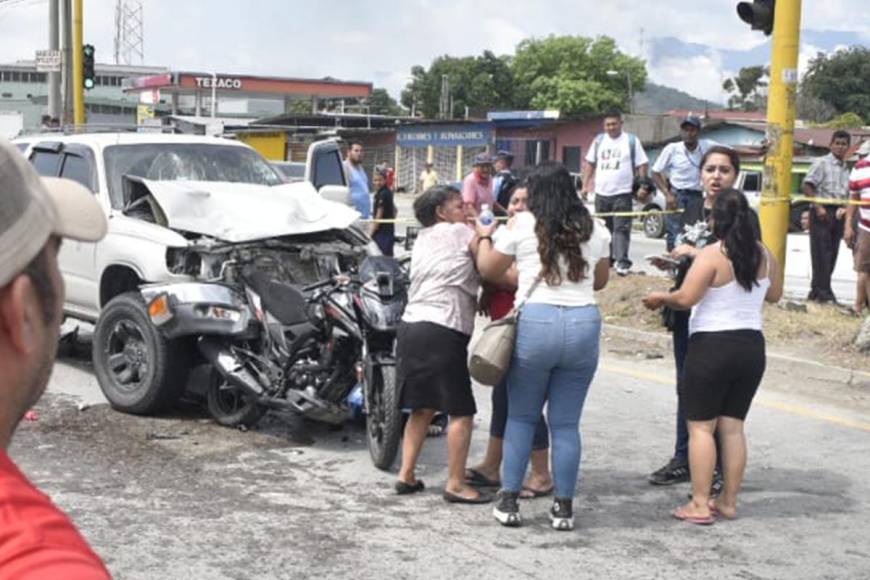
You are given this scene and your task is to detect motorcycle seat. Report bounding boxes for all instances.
[245,271,311,326]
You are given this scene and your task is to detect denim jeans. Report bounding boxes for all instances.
[595,193,633,270]
[672,311,690,462]
[490,379,549,450]
[502,304,601,498]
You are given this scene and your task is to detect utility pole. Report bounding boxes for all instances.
[61,0,72,124]
[48,0,61,122]
[758,0,801,283]
[72,0,84,126]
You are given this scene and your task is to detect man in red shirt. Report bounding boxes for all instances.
[0,139,111,579]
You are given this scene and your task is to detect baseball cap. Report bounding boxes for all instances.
[473,153,493,166]
[0,139,107,287]
[681,115,702,129]
[495,150,514,161]
[857,140,870,157]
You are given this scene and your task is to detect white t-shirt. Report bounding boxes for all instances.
[494,212,611,307]
[586,132,648,196]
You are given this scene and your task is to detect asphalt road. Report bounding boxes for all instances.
[9,326,870,580]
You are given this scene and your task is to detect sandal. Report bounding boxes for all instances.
[395,479,425,495]
[519,485,554,499]
[443,490,494,504]
[671,506,715,526]
[465,468,501,488]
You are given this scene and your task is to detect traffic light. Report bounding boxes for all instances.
[82,44,95,90]
[737,0,775,35]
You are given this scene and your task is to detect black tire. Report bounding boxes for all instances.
[366,365,402,470]
[643,206,666,239]
[206,370,266,428]
[92,292,190,415]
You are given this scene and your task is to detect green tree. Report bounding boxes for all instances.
[400,51,515,119]
[510,35,646,117]
[366,88,402,116]
[722,65,768,111]
[801,46,870,123]
[824,112,865,129]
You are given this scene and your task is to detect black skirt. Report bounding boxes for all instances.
[397,321,477,416]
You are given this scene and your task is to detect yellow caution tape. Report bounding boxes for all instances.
[757,196,870,207]
[362,208,684,225]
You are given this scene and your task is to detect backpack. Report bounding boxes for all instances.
[495,171,519,209]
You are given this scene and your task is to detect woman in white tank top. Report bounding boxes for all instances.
[643,189,783,525]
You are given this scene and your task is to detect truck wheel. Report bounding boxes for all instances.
[366,365,402,470]
[93,292,189,415]
[206,370,266,428]
[643,207,666,239]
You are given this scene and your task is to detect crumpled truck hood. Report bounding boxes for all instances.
[135,179,361,243]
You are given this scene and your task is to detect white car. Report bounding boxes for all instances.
[16,132,361,413]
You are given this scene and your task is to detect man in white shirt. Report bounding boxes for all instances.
[652,116,716,250]
[419,161,439,193]
[582,110,649,276]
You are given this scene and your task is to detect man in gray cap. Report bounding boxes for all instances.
[492,150,517,212]
[461,153,503,215]
[0,139,110,577]
[652,115,717,250]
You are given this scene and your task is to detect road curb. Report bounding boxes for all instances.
[602,322,870,386]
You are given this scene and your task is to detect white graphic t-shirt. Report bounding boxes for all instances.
[586,133,648,197]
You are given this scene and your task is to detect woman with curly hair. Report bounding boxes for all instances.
[475,162,612,530]
[643,189,783,525]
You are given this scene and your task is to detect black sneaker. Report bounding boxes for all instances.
[648,458,690,486]
[550,497,574,531]
[492,490,522,527]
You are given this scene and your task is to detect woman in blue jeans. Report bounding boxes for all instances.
[476,162,611,530]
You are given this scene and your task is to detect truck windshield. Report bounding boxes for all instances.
[104,143,284,208]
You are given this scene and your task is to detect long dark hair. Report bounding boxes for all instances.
[527,162,594,285]
[711,188,761,291]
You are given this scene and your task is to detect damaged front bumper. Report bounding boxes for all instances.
[140,282,256,340]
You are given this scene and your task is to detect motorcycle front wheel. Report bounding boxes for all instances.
[366,365,402,470]
[206,370,266,428]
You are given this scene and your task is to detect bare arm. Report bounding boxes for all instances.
[652,170,675,209]
[474,237,514,283]
[592,258,610,291]
[370,206,384,236]
[764,249,784,303]
[637,162,649,179]
[581,161,595,198]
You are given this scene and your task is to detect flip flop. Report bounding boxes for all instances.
[672,506,715,526]
[443,490,494,504]
[708,502,737,520]
[395,480,425,495]
[465,468,501,488]
[520,485,554,499]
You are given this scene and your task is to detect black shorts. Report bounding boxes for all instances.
[396,321,476,416]
[680,330,766,421]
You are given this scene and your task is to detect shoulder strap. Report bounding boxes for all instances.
[514,274,543,313]
[629,133,637,178]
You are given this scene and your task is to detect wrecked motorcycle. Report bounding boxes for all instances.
[140,252,408,470]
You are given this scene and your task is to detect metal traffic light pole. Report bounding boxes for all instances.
[72,0,84,126]
[759,0,802,284]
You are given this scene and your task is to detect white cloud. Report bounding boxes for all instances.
[651,54,728,105]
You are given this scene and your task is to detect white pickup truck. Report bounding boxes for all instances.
[17,132,366,413]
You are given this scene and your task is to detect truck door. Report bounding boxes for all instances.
[306,140,352,206]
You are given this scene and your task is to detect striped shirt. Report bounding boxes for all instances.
[849,158,870,232]
[803,152,850,200]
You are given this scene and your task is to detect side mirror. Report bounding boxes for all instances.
[319,184,352,206]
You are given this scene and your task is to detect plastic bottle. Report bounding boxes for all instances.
[478,203,494,226]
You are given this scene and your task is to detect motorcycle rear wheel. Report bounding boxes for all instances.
[366,365,402,470]
[206,370,266,428]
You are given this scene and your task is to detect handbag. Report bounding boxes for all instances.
[469,275,542,386]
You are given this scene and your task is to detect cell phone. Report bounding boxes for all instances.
[644,254,680,266]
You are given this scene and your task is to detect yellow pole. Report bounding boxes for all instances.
[72,0,84,127]
[760,0,801,284]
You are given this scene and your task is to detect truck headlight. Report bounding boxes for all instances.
[193,304,242,322]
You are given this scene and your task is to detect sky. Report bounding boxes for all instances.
[0,0,868,106]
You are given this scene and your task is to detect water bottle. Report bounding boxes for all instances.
[479,203,494,226]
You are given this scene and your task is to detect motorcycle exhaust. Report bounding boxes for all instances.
[198,338,265,397]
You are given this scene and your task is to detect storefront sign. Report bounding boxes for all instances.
[397,123,492,147]
[194,76,243,90]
